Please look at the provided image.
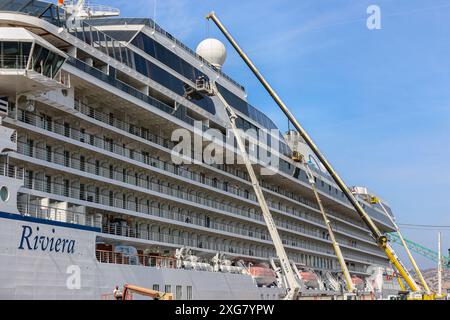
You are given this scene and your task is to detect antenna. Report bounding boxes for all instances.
[438,232,442,296]
[152,0,157,34]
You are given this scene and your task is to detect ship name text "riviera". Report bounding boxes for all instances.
[18,226,76,254]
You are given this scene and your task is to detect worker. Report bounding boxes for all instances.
[113,285,123,300]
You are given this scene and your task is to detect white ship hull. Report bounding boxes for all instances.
[0,211,284,300]
[0,0,404,301]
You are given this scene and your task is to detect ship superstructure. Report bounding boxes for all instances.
[0,0,402,299]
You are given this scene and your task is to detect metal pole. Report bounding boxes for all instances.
[206,11,420,292]
[438,232,442,296]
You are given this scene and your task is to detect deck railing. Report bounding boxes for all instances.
[13,108,387,234]
[0,164,24,180]
[14,141,379,251]
[0,55,29,69]
[96,249,176,269]
[17,202,101,229]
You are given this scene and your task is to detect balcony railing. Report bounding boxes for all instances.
[17,202,101,229]
[67,58,207,130]
[19,160,384,261]
[0,54,69,87]
[96,249,176,269]
[12,109,381,242]
[100,221,382,264]
[0,164,24,180]
[0,55,28,69]
[17,141,383,255]
[14,108,380,232]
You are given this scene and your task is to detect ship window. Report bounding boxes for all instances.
[164,285,171,294]
[216,83,249,116]
[63,179,69,197]
[103,30,137,42]
[31,44,65,78]
[0,186,9,202]
[46,145,52,162]
[32,44,50,74]
[0,41,32,69]
[186,286,192,300]
[153,284,160,292]
[175,285,182,300]
[45,175,51,193]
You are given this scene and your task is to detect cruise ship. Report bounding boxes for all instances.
[0,0,403,300]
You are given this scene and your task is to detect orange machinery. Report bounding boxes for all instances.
[122,284,173,300]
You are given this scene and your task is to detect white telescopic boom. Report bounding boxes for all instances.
[212,81,300,300]
[303,164,355,293]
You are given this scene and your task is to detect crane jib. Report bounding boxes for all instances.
[206,11,421,294]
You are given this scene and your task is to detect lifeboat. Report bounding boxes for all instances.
[249,265,276,287]
[300,271,320,289]
[352,275,365,291]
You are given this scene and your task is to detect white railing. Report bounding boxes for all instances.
[0,164,24,180]
[17,202,101,229]
[21,171,383,261]
[0,55,28,69]
[84,4,120,14]
[13,109,380,245]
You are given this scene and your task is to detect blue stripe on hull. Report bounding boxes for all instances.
[0,211,100,232]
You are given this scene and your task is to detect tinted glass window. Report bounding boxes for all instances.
[188,94,216,115]
[30,44,65,78]
[0,41,32,69]
[133,52,215,115]
[32,44,50,74]
[131,32,208,83]
[103,30,138,42]
[216,83,249,116]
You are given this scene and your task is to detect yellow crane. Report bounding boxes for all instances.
[206,11,434,300]
[360,192,433,296]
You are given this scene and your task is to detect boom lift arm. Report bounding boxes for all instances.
[211,81,301,300]
[301,160,355,293]
[367,196,431,294]
[206,11,420,294]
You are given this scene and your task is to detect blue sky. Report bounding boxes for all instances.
[96,0,450,269]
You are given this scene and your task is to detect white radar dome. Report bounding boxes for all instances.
[196,38,227,69]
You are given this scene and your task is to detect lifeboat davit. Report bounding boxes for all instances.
[300,271,320,289]
[352,275,365,291]
[249,265,277,287]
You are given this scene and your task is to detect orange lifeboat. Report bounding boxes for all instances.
[249,265,277,287]
[351,275,365,291]
[300,271,320,289]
